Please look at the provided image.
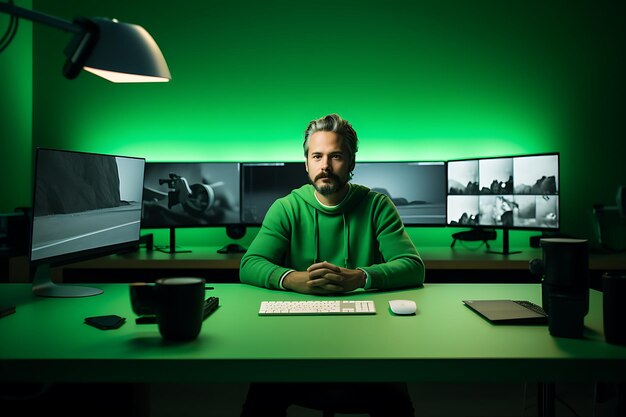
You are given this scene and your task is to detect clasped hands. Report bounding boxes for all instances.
[283,261,366,294]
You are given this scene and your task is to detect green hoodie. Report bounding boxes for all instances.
[240,183,425,291]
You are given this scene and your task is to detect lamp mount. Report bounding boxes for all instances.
[0,2,84,34]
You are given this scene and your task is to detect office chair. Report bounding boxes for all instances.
[242,382,412,417]
[292,382,413,417]
[294,397,370,417]
[320,409,367,417]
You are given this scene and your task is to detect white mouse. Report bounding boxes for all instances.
[388,299,417,315]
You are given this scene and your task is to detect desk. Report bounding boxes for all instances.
[52,246,626,287]
[1,283,625,385]
[56,246,544,273]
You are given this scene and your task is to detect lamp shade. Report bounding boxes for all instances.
[81,18,171,83]
[1,3,172,83]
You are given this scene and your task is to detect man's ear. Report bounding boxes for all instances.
[305,160,309,172]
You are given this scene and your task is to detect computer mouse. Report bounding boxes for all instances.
[388,299,417,315]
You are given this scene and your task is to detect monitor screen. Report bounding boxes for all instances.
[241,162,309,225]
[447,153,560,230]
[29,148,145,297]
[351,161,448,226]
[141,162,240,228]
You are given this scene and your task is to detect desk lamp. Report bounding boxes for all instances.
[0,1,171,82]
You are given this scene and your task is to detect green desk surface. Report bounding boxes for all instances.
[1,283,625,384]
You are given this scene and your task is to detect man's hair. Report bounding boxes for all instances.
[303,114,359,170]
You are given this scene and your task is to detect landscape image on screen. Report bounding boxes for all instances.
[31,150,145,261]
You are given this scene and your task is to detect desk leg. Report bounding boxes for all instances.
[133,383,151,417]
[537,382,555,417]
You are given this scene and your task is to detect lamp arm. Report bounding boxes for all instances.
[0,2,83,34]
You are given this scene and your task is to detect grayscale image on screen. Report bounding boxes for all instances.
[30,149,145,262]
[142,162,240,228]
[447,153,559,230]
[351,161,447,226]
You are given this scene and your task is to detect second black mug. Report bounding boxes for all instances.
[130,277,206,341]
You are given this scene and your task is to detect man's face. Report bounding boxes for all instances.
[306,131,351,196]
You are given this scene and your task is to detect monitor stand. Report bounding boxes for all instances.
[156,227,191,254]
[485,228,521,255]
[32,263,103,298]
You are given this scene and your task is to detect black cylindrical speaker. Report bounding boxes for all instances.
[540,238,589,335]
[540,238,589,288]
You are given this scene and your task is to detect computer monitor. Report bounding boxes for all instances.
[141,162,241,252]
[447,152,560,254]
[351,161,448,226]
[29,148,146,297]
[241,162,309,225]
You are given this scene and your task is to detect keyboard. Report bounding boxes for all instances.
[513,300,547,316]
[258,300,376,316]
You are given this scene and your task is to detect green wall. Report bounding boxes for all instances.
[0,0,32,213]
[9,0,626,249]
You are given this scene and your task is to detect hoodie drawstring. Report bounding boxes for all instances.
[313,210,319,264]
[312,209,349,268]
[343,214,349,268]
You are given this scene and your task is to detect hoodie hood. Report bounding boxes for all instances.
[291,183,370,266]
[291,183,370,213]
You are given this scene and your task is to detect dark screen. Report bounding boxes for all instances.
[241,162,309,225]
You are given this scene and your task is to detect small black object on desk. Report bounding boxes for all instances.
[0,304,16,319]
[135,296,220,324]
[218,243,247,254]
[451,228,497,248]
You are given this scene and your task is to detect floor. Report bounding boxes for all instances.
[147,382,624,417]
[2,381,623,416]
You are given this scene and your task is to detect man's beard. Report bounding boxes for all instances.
[310,172,348,196]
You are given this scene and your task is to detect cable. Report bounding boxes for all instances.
[0,0,19,53]
[555,394,582,417]
[0,382,50,401]
[520,381,528,417]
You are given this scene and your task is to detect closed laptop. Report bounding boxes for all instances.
[463,299,548,324]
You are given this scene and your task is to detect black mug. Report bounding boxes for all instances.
[602,272,626,346]
[130,277,206,341]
